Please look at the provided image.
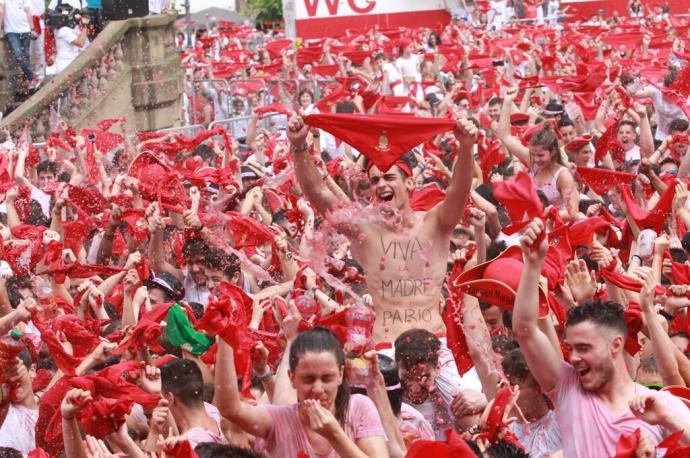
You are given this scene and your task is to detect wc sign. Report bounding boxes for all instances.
[284,0,450,39]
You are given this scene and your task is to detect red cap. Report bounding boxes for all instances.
[452,245,550,316]
[510,112,530,125]
[564,134,593,153]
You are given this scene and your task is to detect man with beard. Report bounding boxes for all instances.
[287,114,484,400]
[513,218,690,456]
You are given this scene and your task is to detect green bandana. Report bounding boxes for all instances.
[165,304,213,356]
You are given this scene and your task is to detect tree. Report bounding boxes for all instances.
[247,0,283,22]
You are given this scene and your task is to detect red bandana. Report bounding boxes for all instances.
[304,113,456,172]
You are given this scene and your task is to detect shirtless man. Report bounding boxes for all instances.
[288,114,475,343]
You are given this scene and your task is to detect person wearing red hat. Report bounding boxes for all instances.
[395,39,420,90]
[565,136,594,167]
[513,218,690,457]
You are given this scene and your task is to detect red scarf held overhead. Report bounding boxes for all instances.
[303,113,456,172]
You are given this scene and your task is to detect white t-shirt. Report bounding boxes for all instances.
[395,54,421,80]
[30,0,43,15]
[30,184,51,218]
[48,0,82,9]
[625,144,641,163]
[183,267,210,305]
[0,403,39,454]
[381,62,405,96]
[647,85,688,141]
[148,0,168,14]
[55,25,88,72]
[509,410,562,458]
[2,0,32,33]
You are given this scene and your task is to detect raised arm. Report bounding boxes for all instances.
[637,267,684,386]
[495,87,530,165]
[213,338,273,438]
[429,118,477,232]
[512,219,562,393]
[146,203,183,282]
[287,115,340,215]
[633,103,654,159]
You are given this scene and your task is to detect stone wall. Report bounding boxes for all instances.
[0,14,184,140]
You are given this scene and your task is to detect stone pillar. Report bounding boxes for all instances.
[126,16,184,131]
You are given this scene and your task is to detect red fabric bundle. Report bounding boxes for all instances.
[254,102,292,118]
[226,212,275,249]
[595,117,622,165]
[576,166,636,195]
[68,362,161,438]
[442,298,474,375]
[612,428,640,458]
[197,282,256,398]
[620,180,676,233]
[410,184,446,211]
[624,302,643,356]
[406,429,477,457]
[493,171,545,242]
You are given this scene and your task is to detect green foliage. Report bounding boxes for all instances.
[247,0,283,22]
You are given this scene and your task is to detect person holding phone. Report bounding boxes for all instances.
[54,11,89,72]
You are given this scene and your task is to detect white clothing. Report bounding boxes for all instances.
[509,410,562,458]
[395,54,421,80]
[47,0,81,9]
[29,0,43,14]
[319,131,361,159]
[0,403,39,454]
[625,144,641,163]
[183,267,210,305]
[31,26,45,79]
[2,0,32,33]
[488,0,507,29]
[647,85,688,141]
[148,0,168,14]
[55,25,88,72]
[382,62,404,96]
[30,185,50,218]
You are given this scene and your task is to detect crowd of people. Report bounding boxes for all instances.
[1,1,690,457]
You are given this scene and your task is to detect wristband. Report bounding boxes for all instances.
[256,370,273,382]
[290,142,309,154]
[194,224,204,232]
[658,309,674,321]
[631,255,642,264]
[61,414,75,420]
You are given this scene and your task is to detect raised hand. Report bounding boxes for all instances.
[519,218,547,265]
[61,388,93,419]
[564,259,597,303]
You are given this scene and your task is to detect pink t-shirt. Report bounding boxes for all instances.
[254,394,386,458]
[548,361,690,457]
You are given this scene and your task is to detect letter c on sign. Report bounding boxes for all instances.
[348,0,375,14]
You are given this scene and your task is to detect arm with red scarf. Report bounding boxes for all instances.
[495,87,530,165]
[430,118,478,233]
[512,219,562,393]
[287,115,343,215]
[636,267,685,386]
[146,202,184,283]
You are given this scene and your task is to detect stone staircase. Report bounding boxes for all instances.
[0,14,184,140]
